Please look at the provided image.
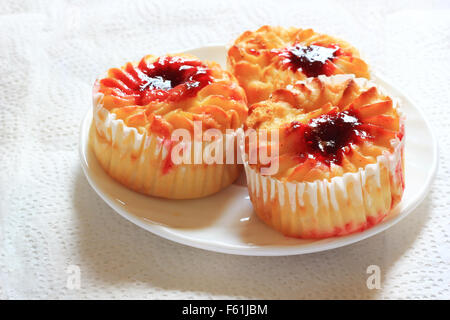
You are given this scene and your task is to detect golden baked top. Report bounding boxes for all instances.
[245,75,403,182]
[228,25,370,104]
[94,53,248,137]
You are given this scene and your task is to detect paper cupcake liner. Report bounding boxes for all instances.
[91,92,242,199]
[242,115,405,239]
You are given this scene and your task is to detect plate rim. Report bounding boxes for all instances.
[79,45,439,256]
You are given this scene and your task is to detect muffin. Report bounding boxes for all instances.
[243,75,404,238]
[228,25,370,105]
[92,53,247,199]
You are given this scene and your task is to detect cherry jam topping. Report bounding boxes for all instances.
[290,109,369,165]
[102,56,213,106]
[278,44,341,77]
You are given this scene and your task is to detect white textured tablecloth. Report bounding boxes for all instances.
[0,0,449,299]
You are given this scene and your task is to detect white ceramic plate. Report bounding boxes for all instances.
[79,45,438,256]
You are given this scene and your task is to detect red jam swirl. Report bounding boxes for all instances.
[278,44,341,77]
[290,109,370,165]
[101,56,213,106]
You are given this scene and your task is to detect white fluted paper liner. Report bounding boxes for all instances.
[242,112,405,239]
[91,92,242,199]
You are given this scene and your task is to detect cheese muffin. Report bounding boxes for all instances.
[92,53,247,199]
[244,75,404,238]
[228,25,370,105]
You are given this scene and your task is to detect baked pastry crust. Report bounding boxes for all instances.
[244,75,404,238]
[92,53,247,199]
[228,25,370,105]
